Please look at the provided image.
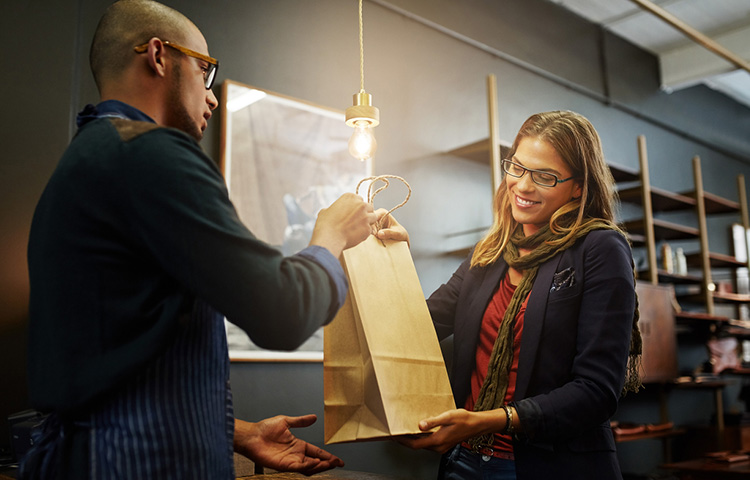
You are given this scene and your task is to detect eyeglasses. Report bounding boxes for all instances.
[501,159,576,188]
[134,40,219,90]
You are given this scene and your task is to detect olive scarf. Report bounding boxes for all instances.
[468,219,642,450]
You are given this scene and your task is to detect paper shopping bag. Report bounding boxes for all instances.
[323,179,455,443]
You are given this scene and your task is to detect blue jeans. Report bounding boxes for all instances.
[438,444,516,480]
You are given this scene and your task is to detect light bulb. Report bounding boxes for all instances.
[348,121,377,161]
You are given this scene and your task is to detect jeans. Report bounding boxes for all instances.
[438,444,517,480]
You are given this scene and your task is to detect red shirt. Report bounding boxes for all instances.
[464,272,528,453]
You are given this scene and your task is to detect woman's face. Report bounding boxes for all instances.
[506,136,582,236]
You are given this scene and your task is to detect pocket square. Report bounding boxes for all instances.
[551,267,575,292]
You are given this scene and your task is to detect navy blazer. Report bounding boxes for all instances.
[427,229,635,479]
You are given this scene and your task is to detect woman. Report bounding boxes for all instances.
[385,111,640,479]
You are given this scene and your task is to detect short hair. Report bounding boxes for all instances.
[89,0,192,91]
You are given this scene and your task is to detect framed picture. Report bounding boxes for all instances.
[220,79,372,361]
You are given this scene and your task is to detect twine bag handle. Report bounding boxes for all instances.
[355,175,411,229]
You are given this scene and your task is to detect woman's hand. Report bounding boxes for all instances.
[396,408,505,454]
[374,208,410,246]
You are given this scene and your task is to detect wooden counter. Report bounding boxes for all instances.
[240,471,409,480]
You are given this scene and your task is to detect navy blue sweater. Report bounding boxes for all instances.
[27,116,341,414]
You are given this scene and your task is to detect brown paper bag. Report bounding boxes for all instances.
[323,176,455,444]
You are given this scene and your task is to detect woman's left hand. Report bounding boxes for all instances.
[373,208,410,246]
[396,408,504,454]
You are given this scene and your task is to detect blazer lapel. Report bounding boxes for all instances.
[453,259,507,404]
[466,259,507,339]
[514,255,561,400]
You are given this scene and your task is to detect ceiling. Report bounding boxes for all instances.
[548,0,750,108]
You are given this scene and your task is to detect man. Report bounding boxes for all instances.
[22,0,378,478]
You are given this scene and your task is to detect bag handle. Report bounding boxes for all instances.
[356,175,411,229]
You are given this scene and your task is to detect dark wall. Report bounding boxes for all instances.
[3,0,750,475]
[0,0,84,458]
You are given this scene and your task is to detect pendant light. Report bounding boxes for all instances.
[345,0,379,161]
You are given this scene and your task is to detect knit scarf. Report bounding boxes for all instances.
[468,219,642,450]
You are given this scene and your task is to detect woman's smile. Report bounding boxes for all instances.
[513,194,540,208]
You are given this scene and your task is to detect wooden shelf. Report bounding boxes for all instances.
[656,291,750,306]
[618,185,696,212]
[673,379,732,389]
[724,367,750,375]
[615,427,686,443]
[681,190,741,214]
[662,457,750,477]
[675,310,731,323]
[712,291,750,304]
[680,291,750,306]
[654,269,703,284]
[676,314,750,335]
[727,318,750,331]
[627,232,646,246]
[623,218,700,241]
[609,162,639,183]
[686,251,748,269]
[726,327,750,336]
[447,138,512,164]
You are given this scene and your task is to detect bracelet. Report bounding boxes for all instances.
[503,404,515,435]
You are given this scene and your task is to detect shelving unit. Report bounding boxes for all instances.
[445,74,511,257]
[447,138,511,175]
[618,136,750,324]
[613,135,750,458]
[447,74,512,185]
[613,281,686,451]
[689,157,750,322]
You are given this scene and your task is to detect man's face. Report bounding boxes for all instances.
[163,29,218,141]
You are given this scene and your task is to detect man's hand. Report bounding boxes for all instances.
[374,208,410,246]
[234,415,344,476]
[310,193,377,258]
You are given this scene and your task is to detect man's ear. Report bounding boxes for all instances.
[145,37,168,79]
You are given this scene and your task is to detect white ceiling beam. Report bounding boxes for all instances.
[628,0,750,91]
[659,24,750,90]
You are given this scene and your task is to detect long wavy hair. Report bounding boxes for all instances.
[471,111,619,267]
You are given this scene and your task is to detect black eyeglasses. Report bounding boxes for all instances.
[134,40,219,90]
[501,159,576,188]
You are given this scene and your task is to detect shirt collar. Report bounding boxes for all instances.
[76,100,156,128]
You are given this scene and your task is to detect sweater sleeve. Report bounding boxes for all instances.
[117,127,344,350]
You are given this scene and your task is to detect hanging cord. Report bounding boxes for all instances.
[356,175,411,230]
[358,0,365,93]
